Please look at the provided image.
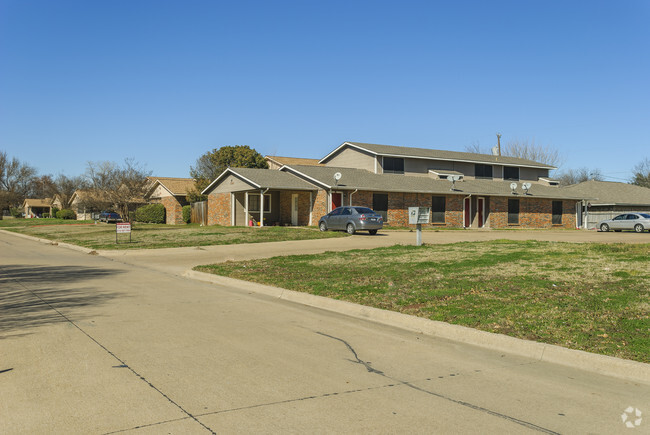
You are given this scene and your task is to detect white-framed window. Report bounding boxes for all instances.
[248,194,271,212]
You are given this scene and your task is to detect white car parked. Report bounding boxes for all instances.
[598,213,650,233]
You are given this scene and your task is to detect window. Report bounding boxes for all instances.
[248,194,271,212]
[431,196,446,223]
[373,193,388,222]
[504,166,519,180]
[552,201,563,225]
[475,164,493,179]
[383,157,404,174]
[508,199,519,224]
[341,207,352,215]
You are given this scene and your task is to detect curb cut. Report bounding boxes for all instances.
[0,229,96,255]
[184,269,650,385]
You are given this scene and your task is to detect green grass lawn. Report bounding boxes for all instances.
[0,218,347,249]
[195,240,650,363]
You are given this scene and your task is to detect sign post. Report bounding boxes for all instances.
[116,222,132,244]
[408,207,430,246]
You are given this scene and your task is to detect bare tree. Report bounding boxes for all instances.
[83,159,151,221]
[0,150,37,212]
[554,167,604,186]
[43,174,88,210]
[503,139,562,167]
[464,138,562,167]
[631,158,650,188]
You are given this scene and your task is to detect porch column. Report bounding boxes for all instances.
[259,189,264,227]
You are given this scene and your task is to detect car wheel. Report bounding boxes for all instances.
[634,224,644,233]
[319,222,327,232]
[346,223,355,235]
[600,223,609,232]
[369,229,378,235]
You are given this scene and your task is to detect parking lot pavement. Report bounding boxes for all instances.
[1,231,649,434]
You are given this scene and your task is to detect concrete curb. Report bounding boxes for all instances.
[0,229,96,255]
[184,269,650,385]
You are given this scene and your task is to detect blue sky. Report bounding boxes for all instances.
[1,0,648,181]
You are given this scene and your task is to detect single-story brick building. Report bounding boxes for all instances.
[563,180,650,229]
[145,177,195,224]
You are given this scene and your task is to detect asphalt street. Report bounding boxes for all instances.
[1,230,649,434]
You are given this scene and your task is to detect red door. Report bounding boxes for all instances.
[331,192,342,210]
[464,197,471,227]
[477,197,484,228]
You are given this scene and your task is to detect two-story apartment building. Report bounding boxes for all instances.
[203,141,584,229]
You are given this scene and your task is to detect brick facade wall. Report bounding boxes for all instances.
[160,196,184,225]
[207,192,231,226]
[312,190,329,224]
[279,191,313,226]
[490,197,577,229]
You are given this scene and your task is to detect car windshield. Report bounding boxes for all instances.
[354,207,375,214]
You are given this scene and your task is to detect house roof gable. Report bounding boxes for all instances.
[319,141,556,170]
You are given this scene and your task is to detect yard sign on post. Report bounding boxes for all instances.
[116,222,132,244]
[408,207,430,246]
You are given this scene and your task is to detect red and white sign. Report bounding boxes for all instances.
[116,222,131,234]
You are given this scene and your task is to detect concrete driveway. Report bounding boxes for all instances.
[1,230,649,433]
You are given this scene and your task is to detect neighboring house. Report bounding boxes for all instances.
[145,177,195,224]
[22,198,53,218]
[203,141,585,229]
[70,190,100,220]
[265,156,323,170]
[562,180,650,229]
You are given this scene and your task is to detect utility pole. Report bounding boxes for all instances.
[496,133,502,156]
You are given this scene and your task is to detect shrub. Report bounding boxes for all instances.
[182,205,191,224]
[56,209,77,220]
[42,213,50,218]
[51,207,60,217]
[10,208,23,218]
[136,203,165,223]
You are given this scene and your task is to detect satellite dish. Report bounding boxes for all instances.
[334,172,342,181]
[449,175,460,191]
[522,182,532,192]
[510,182,518,191]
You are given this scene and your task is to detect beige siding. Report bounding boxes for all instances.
[521,167,550,181]
[234,192,246,225]
[210,175,256,193]
[325,147,376,171]
[150,184,172,199]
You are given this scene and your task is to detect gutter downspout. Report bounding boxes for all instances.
[349,189,358,206]
[464,194,472,228]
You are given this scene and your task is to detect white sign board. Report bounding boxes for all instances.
[408,207,430,225]
[116,222,131,234]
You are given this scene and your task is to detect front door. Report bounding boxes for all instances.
[464,197,471,228]
[477,197,485,228]
[291,194,299,226]
[331,192,342,210]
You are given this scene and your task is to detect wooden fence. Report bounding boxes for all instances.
[191,201,208,226]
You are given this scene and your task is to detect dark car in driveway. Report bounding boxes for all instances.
[99,211,123,223]
[319,206,383,235]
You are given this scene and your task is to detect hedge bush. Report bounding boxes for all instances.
[182,205,191,224]
[136,203,165,223]
[56,209,77,220]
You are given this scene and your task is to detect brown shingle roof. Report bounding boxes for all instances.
[148,177,195,196]
[283,165,584,200]
[266,156,323,167]
[562,180,650,205]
